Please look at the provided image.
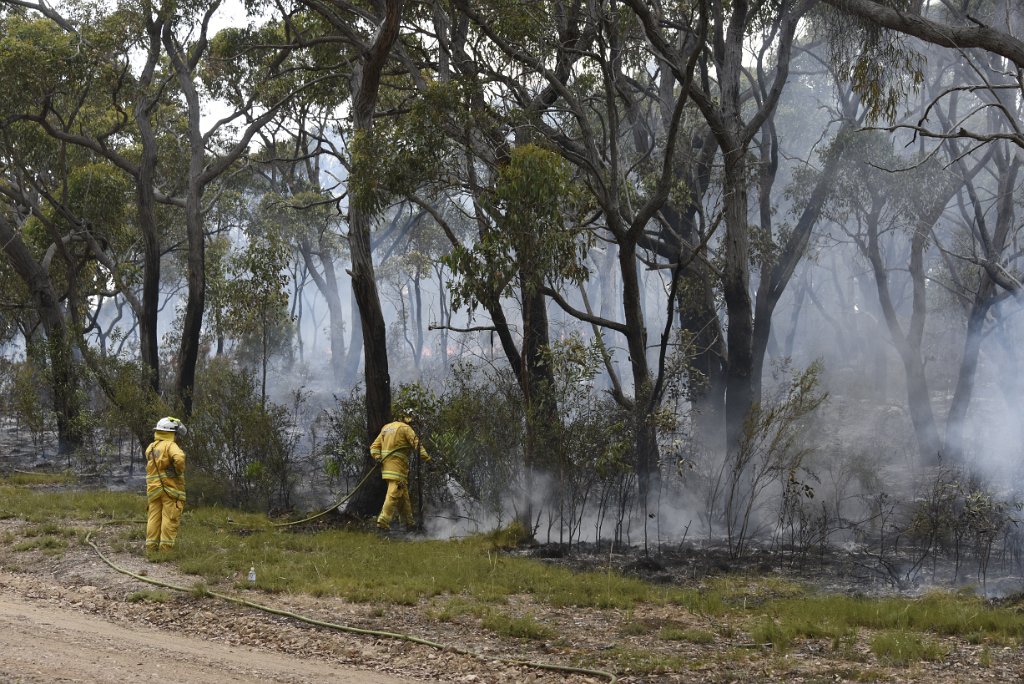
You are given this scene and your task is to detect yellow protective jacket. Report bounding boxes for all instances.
[370,421,430,483]
[146,431,186,502]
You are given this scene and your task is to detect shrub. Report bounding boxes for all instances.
[187,358,298,512]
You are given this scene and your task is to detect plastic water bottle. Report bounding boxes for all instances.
[248,565,256,585]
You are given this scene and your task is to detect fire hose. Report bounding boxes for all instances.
[270,462,381,528]
[84,532,617,683]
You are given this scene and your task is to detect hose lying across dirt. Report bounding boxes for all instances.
[84,532,618,683]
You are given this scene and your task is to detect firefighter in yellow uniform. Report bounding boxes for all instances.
[371,410,430,531]
[145,416,187,552]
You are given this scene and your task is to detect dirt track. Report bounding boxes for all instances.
[0,589,404,683]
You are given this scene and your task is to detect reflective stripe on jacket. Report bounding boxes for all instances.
[146,431,186,502]
[370,421,429,483]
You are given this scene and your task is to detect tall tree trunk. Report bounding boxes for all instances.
[164,21,209,417]
[298,240,347,385]
[173,120,207,417]
[721,153,755,451]
[945,301,989,460]
[864,204,944,464]
[0,215,83,456]
[134,13,164,395]
[342,287,363,387]
[617,237,660,500]
[340,0,405,518]
[751,119,852,395]
[517,285,556,536]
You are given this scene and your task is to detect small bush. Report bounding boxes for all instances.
[188,358,298,512]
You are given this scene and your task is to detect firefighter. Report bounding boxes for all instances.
[371,409,430,531]
[145,416,187,553]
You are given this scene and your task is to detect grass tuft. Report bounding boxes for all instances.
[869,630,948,666]
[13,536,68,553]
[480,609,555,640]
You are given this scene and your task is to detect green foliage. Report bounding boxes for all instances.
[90,356,167,446]
[721,361,828,556]
[350,81,461,215]
[188,358,298,512]
[904,470,1019,588]
[0,13,84,118]
[10,357,48,445]
[316,388,369,485]
[813,1,924,123]
[220,210,294,371]
[66,162,133,240]
[445,143,591,311]
[430,363,525,521]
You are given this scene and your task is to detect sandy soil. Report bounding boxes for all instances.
[0,590,404,683]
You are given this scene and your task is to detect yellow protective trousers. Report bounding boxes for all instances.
[377,479,414,529]
[146,491,184,551]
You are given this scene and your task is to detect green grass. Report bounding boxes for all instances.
[0,484,142,523]
[607,646,692,675]
[480,609,555,640]
[870,630,949,666]
[166,505,663,609]
[428,596,487,622]
[1,471,75,487]
[754,590,1024,646]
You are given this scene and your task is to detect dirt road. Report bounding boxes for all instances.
[0,590,406,684]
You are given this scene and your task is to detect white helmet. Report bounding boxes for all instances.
[154,416,187,436]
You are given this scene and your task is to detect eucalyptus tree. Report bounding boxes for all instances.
[924,54,1024,461]
[410,0,706,531]
[220,202,294,407]
[626,0,816,452]
[940,136,1022,461]
[820,0,1024,71]
[161,0,314,415]
[282,0,412,517]
[293,0,406,441]
[817,0,1024,464]
[0,0,316,418]
[0,10,141,452]
[0,3,171,397]
[245,122,353,388]
[0,204,83,453]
